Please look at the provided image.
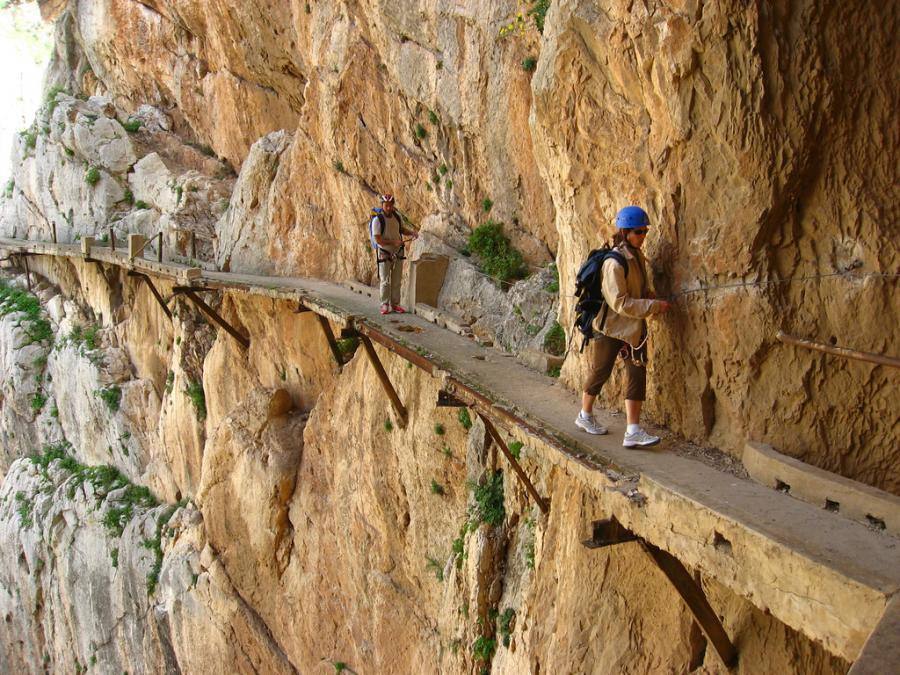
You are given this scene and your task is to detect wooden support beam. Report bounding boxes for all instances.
[358,334,408,427]
[128,272,172,320]
[479,413,550,514]
[174,288,249,350]
[641,541,738,668]
[315,313,345,367]
[581,517,738,669]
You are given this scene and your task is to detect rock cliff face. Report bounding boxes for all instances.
[0,0,895,672]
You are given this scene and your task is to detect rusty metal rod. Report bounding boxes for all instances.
[157,231,163,262]
[777,331,900,369]
[359,334,408,427]
[128,272,172,320]
[177,288,249,349]
[479,413,550,514]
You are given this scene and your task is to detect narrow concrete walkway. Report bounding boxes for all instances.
[4,237,899,664]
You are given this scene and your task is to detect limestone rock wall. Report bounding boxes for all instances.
[0,264,847,673]
[13,0,893,490]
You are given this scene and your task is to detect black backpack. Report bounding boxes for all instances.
[572,247,628,352]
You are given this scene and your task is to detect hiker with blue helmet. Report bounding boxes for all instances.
[574,205,671,447]
[370,193,417,315]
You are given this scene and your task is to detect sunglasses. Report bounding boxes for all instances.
[631,228,650,235]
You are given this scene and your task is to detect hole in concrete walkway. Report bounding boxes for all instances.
[775,479,791,494]
[712,531,732,554]
[866,514,886,531]
[824,499,840,513]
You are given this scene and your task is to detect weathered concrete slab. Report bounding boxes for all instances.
[848,595,900,674]
[744,441,900,537]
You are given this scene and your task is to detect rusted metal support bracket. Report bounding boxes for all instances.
[776,331,900,369]
[478,413,550,514]
[172,287,249,349]
[315,313,345,367]
[437,390,467,407]
[22,254,32,292]
[128,271,172,320]
[358,334,408,427]
[583,517,738,668]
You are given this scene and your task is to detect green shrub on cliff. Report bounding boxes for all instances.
[184,381,206,421]
[467,221,526,285]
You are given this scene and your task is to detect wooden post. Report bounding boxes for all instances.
[359,334,408,427]
[109,228,116,251]
[190,231,197,259]
[51,222,57,244]
[128,233,147,260]
[479,413,549,514]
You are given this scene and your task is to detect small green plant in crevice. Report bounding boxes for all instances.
[62,323,100,353]
[451,522,467,569]
[95,385,122,413]
[19,127,37,151]
[522,56,538,72]
[3,179,13,198]
[184,381,207,421]
[438,163,448,176]
[468,470,505,528]
[122,188,135,205]
[467,220,527,285]
[84,166,101,186]
[45,85,66,115]
[508,440,523,460]
[121,118,141,133]
[414,123,428,140]
[0,279,54,347]
[335,336,359,358]
[144,503,180,595]
[332,160,346,174]
[481,197,493,213]
[528,0,551,33]
[434,422,446,436]
[425,556,444,581]
[110,547,119,568]
[498,608,516,647]
[545,262,559,293]
[164,371,174,395]
[428,110,440,125]
[543,321,565,356]
[442,445,452,458]
[430,479,445,496]
[64,147,75,158]
[457,408,472,430]
[523,516,536,569]
[30,390,47,412]
[134,199,150,210]
[384,418,394,432]
[15,491,34,528]
[547,364,561,378]
[331,661,347,673]
[472,635,496,664]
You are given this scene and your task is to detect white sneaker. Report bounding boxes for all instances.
[575,413,608,435]
[623,427,660,448]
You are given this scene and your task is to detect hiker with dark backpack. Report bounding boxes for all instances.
[370,193,417,315]
[573,206,671,447]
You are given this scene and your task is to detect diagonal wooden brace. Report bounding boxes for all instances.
[173,287,249,349]
[359,334,408,427]
[479,413,550,514]
[314,313,345,367]
[583,517,738,668]
[128,272,172,320]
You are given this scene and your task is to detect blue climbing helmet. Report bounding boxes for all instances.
[615,206,649,229]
